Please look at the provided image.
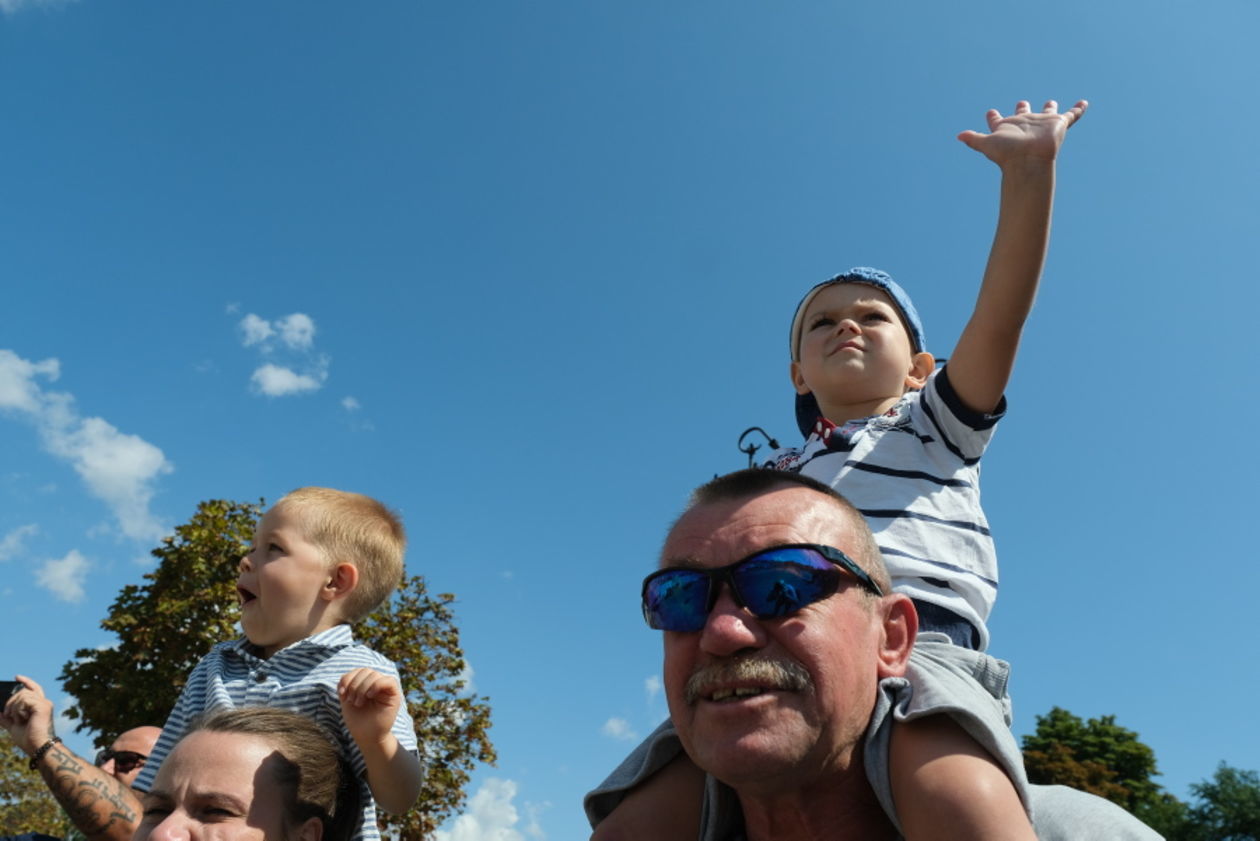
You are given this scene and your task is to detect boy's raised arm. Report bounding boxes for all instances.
[339,667,424,815]
[947,99,1088,414]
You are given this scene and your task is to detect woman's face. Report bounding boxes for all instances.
[134,730,317,841]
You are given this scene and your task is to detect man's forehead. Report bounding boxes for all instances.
[113,726,161,753]
[661,486,853,567]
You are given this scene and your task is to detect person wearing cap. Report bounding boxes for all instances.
[603,468,1161,841]
[588,99,1089,840]
[0,675,160,841]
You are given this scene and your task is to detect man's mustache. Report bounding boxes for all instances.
[684,656,812,705]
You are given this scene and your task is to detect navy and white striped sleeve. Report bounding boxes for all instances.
[131,649,217,792]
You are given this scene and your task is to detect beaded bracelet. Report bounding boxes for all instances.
[29,736,62,770]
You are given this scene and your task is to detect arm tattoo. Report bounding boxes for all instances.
[38,743,141,841]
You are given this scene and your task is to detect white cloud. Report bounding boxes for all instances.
[0,524,38,562]
[239,314,275,347]
[237,313,328,398]
[0,350,172,542]
[601,717,637,741]
[434,778,542,841]
[0,351,60,413]
[44,417,172,541]
[276,313,315,349]
[0,0,77,13]
[341,396,361,412]
[36,550,89,603]
[456,660,476,695]
[645,675,662,703]
[238,312,316,351]
[250,364,325,397]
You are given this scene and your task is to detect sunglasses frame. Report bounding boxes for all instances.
[94,747,148,771]
[642,542,884,632]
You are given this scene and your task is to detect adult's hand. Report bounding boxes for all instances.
[0,674,56,756]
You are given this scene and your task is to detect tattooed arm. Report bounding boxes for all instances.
[1,675,142,841]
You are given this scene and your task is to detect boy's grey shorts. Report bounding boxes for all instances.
[584,633,1029,831]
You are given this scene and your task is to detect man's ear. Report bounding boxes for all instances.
[904,351,935,391]
[790,360,812,396]
[875,594,918,679]
[322,562,360,603]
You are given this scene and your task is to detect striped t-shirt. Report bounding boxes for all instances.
[765,367,1003,650]
[133,624,418,841]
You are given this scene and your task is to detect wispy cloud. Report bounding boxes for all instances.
[0,350,172,541]
[36,549,89,603]
[250,362,327,397]
[0,0,78,14]
[239,313,275,347]
[434,778,544,841]
[237,312,329,397]
[238,312,316,352]
[341,396,361,412]
[601,717,638,741]
[645,675,662,704]
[0,524,38,562]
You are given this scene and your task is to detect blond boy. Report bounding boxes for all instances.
[134,487,422,841]
[588,99,1088,841]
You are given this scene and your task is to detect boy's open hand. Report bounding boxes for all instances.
[338,667,403,746]
[957,99,1088,167]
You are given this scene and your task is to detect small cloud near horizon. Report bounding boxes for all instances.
[36,549,90,603]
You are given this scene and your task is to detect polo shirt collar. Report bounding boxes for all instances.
[230,624,356,659]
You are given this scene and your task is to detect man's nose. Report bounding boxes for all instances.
[698,586,766,657]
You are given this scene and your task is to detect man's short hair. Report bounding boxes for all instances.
[684,469,890,593]
[273,487,406,622]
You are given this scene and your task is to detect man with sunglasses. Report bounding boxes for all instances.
[587,469,1159,840]
[1,675,159,841]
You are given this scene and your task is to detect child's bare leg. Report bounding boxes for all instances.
[890,714,1036,841]
[591,752,705,841]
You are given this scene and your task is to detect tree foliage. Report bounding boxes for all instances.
[58,498,494,839]
[0,736,71,835]
[1022,706,1161,813]
[1022,707,1260,839]
[1179,764,1260,841]
[60,499,260,743]
[360,573,496,840]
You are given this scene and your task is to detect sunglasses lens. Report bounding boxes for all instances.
[736,550,838,619]
[643,569,710,632]
[116,753,144,772]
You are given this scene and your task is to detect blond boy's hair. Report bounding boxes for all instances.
[273,487,406,623]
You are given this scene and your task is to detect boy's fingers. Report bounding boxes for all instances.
[1042,99,1058,113]
[1014,100,1031,114]
[985,109,1002,130]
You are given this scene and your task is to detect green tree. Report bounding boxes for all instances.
[360,573,496,840]
[1182,764,1260,840]
[59,498,494,839]
[1022,706,1162,813]
[60,499,260,741]
[0,736,71,835]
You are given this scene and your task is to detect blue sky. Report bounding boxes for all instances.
[2,1,1257,838]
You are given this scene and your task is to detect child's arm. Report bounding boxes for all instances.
[591,752,705,841]
[949,98,1088,414]
[339,667,423,814]
[891,714,1036,841]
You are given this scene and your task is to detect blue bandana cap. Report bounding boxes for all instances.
[790,268,927,437]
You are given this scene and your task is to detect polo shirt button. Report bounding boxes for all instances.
[255,671,267,683]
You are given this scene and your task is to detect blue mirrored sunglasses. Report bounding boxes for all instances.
[641,543,883,632]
